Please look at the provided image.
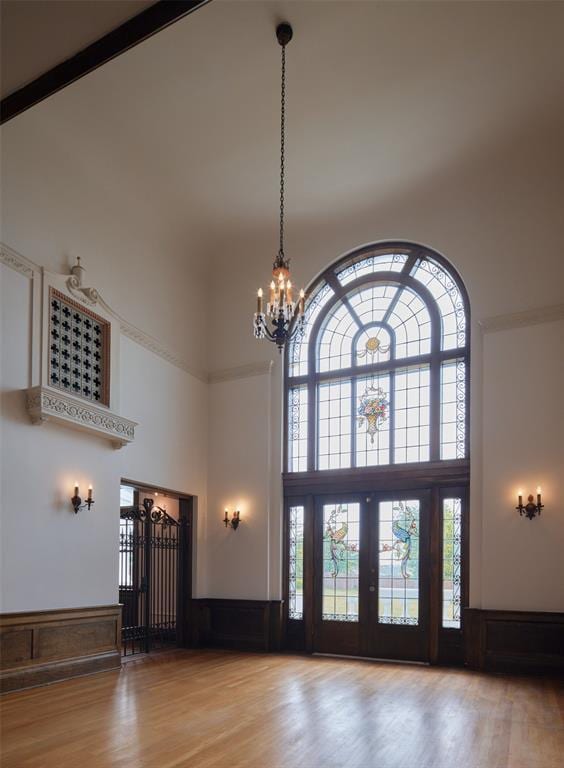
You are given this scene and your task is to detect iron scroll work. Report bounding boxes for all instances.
[119,498,188,656]
[120,497,181,526]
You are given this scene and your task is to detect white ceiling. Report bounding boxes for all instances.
[3,1,564,266]
[1,0,152,98]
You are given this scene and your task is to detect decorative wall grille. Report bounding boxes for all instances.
[48,289,110,405]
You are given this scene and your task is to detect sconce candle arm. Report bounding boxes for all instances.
[516,491,543,520]
[223,508,241,530]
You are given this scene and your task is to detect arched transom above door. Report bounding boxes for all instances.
[285,242,470,473]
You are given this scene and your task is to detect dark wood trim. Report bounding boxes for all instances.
[464,609,564,675]
[190,599,283,653]
[0,605,122,692]
[177,496,194,648]
[1,0,211,125]
[283,459,470,496]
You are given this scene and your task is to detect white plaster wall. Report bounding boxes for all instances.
[205,371,273,600]
[0,263,208,612]
[481,320,564,611]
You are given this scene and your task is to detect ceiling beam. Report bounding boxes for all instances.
[1,0,211,125]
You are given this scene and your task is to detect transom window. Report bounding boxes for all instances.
[285,243,469,473]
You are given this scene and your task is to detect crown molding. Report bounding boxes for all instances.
[480,303,564,333]
[119,320,207,382]
[26,386,137,449]
[209,361,273,383]
[1,242,207,382]
[0,242,38,279]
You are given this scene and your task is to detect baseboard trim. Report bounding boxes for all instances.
[0,650,121,693]
[0,604,122,693]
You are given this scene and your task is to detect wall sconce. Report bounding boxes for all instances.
[516,487,543,520]
[223,508,240,530]
[71,482,95,514]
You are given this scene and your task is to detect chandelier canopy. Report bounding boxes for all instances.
[253,22,305,352]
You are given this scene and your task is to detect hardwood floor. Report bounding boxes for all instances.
[1,650,563,768]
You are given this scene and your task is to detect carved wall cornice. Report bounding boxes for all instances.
[26,386,137,449]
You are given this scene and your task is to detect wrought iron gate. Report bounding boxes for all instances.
[119,497,187,656]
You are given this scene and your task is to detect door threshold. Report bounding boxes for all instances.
[313,652,429,666]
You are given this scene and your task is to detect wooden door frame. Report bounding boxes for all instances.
[283,470,468,664]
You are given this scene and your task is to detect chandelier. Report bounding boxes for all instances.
[253,22,305,352]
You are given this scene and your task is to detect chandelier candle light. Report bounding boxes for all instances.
[253,22,306,352]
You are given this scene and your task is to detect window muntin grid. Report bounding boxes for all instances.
[322,503,360,621]
[288,506,305,620]
[318,380,352,470]
[378,500,420,625]
[288,386,308,472]
[317,302,357,373]
[386,287,431,359]
[285,245,468,473]
[288,281,334,377]
[394,366,430,464]
[442,498,462,629]
[348,283,398,325]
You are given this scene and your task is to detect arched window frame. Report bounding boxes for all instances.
[283,242,470,476]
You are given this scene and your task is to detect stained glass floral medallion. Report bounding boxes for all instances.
[357,334,390,361]
[357,384,389,443]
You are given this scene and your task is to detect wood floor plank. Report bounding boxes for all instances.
[1,650,563,768]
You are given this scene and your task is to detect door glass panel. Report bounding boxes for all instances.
[442,498,462,628]
[322,503,360,621]
[288,505,305,619]
[378,500,420,625]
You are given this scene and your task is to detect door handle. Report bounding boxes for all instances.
[369,585,376,592]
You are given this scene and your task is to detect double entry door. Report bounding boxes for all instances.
[313,491,430,662]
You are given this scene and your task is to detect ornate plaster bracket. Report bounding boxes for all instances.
[66,257,100,306]
[26,386,137,449]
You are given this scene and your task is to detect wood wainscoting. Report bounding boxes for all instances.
[0,605,122,693]
[191,599,283,652]
[464,608,564,675]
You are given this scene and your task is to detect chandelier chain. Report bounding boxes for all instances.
[279,42,286,259]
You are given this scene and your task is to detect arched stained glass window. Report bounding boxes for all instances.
[286,243,469,473]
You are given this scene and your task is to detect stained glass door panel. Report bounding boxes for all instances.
[377,500,420,625]
[322,502,360,621]
[314,496,365,656]
[367,492,430,662]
